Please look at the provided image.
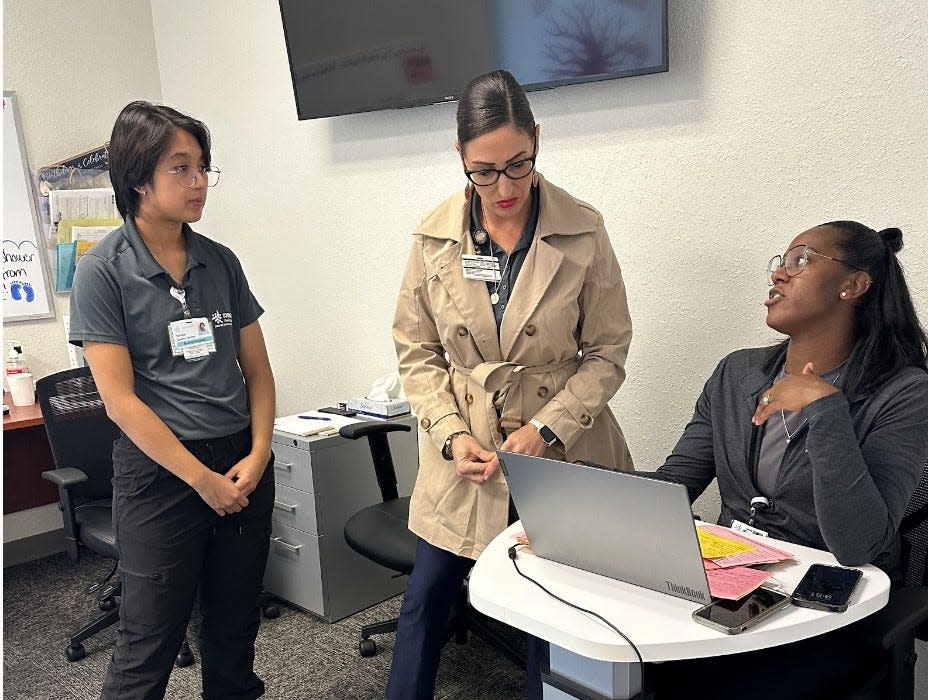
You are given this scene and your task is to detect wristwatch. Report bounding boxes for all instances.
[442,431,469,461]
[529,419,558,446]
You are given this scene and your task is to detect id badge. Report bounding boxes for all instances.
[462,254,501,281]
[168,317,216,361]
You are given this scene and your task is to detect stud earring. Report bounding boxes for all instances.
[841,291,848,298]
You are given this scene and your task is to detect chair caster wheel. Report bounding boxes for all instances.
[99,599,117,612]
[263,604,280,619]
[66,644,86,662]
[359,638,377,657]
[175,641,195,668]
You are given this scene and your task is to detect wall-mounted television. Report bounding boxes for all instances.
[279,0,668,120]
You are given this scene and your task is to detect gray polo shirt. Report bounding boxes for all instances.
[69,218,263,440]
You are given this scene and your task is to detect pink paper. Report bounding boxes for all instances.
[699,523,795,568]
[706,566,773,600]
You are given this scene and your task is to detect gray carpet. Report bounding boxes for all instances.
[3,551,525,699]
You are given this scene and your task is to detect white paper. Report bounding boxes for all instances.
[274,410,361,437]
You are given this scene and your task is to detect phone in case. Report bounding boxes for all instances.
[791,564,862,613]
[692,587,792,634]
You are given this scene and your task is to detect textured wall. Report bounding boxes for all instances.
[150,0,927,525]
[2,0,162,541]
[2,0,162,383]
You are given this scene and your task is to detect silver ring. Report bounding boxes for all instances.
[762,394,772,406]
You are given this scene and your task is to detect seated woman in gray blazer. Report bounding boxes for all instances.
[650,220,928,699]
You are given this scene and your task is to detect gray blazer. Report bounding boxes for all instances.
[656,345,928,581]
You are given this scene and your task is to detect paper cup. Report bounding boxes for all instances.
[8,372,35,407]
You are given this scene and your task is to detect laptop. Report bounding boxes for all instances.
[498,451,711,604]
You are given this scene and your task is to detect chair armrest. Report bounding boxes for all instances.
[41,467,89,489]
[340,421,411,440]
[852,587,928,650]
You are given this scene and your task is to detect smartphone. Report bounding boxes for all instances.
[692,587,792,634]
[791,564,862,613]
[317,406,357,417]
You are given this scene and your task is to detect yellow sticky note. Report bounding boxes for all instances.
[697,529,755,559]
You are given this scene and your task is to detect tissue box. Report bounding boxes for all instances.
[346,397,410,418]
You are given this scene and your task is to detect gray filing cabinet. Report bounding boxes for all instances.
[263,414,419,622]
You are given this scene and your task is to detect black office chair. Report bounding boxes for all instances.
[38,366,194,667]
[838,458,928,699]
[341,421,524,667]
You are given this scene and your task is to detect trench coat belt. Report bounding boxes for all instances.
[450,357,581,448]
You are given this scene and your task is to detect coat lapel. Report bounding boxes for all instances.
[499,238,563,358]
[427,205,502,363]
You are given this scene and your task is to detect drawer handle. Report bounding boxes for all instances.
[271,536,302,554]
[274,461,294,472]
[273,499,297,514]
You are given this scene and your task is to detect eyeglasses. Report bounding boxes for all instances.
[463,152,537,186]
[160,165,221,188]
[767,244,863,285]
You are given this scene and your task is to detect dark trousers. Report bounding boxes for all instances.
[385,538,546,700]
[101,428,274,700]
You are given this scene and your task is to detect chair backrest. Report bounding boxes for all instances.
[36,366,119,503]
[899,459,928,589]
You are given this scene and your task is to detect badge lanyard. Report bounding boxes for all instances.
[170,286,191,319]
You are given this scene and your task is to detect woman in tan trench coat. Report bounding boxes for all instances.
[386,70,633,700]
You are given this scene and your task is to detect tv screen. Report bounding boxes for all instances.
[279,0,668,120]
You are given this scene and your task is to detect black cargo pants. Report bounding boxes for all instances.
[101,427,274,700]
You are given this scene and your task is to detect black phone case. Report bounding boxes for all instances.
[791,565,862,613]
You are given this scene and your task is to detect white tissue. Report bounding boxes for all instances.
[367,373,403,401]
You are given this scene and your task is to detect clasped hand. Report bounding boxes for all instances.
[752,362,839,425]
[194,452,269,516]
[452,424,547,484]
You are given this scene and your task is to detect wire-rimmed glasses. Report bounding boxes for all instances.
[161,165,221,188]
[767,244,863,285]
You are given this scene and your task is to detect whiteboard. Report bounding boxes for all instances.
[3,91,56,322]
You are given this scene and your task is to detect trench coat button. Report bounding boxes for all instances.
[537,386,549,398]
[579,413,592,426]
[525,324,537,336]
[420,417,431,429]
[465,393,474,405]
[457,326,469,337]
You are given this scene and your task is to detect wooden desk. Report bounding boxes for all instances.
[3,391,59,513]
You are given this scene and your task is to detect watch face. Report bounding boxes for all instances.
[539,426,557,445]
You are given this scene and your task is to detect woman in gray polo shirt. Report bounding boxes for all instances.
[69,102,275,700]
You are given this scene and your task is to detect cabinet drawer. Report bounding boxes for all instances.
[271,443,314,493]
[271,483,319,535]
[263,522,323,616]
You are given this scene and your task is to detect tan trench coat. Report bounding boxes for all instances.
[393,174,634,559]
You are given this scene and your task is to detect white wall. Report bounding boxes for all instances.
[149,0,927,522]
[2,0,162,541]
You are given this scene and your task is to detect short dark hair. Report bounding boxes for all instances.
[109,101,211,219]
[456,70,535,146]
[826,221,928,395]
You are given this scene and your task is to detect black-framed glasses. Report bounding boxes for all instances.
[767,244,864,285]
[463,152,537,186]
[160,165,221,188]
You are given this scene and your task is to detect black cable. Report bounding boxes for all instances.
[507,545,644,666]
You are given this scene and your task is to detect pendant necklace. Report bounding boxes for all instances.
[489,237,511,306]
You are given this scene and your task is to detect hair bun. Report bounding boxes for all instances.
[878,227,903,253]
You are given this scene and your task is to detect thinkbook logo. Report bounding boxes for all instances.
[666,581,706,601]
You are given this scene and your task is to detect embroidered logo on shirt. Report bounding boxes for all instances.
[211,310,233,328]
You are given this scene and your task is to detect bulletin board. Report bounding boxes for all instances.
[3,91,56,322]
